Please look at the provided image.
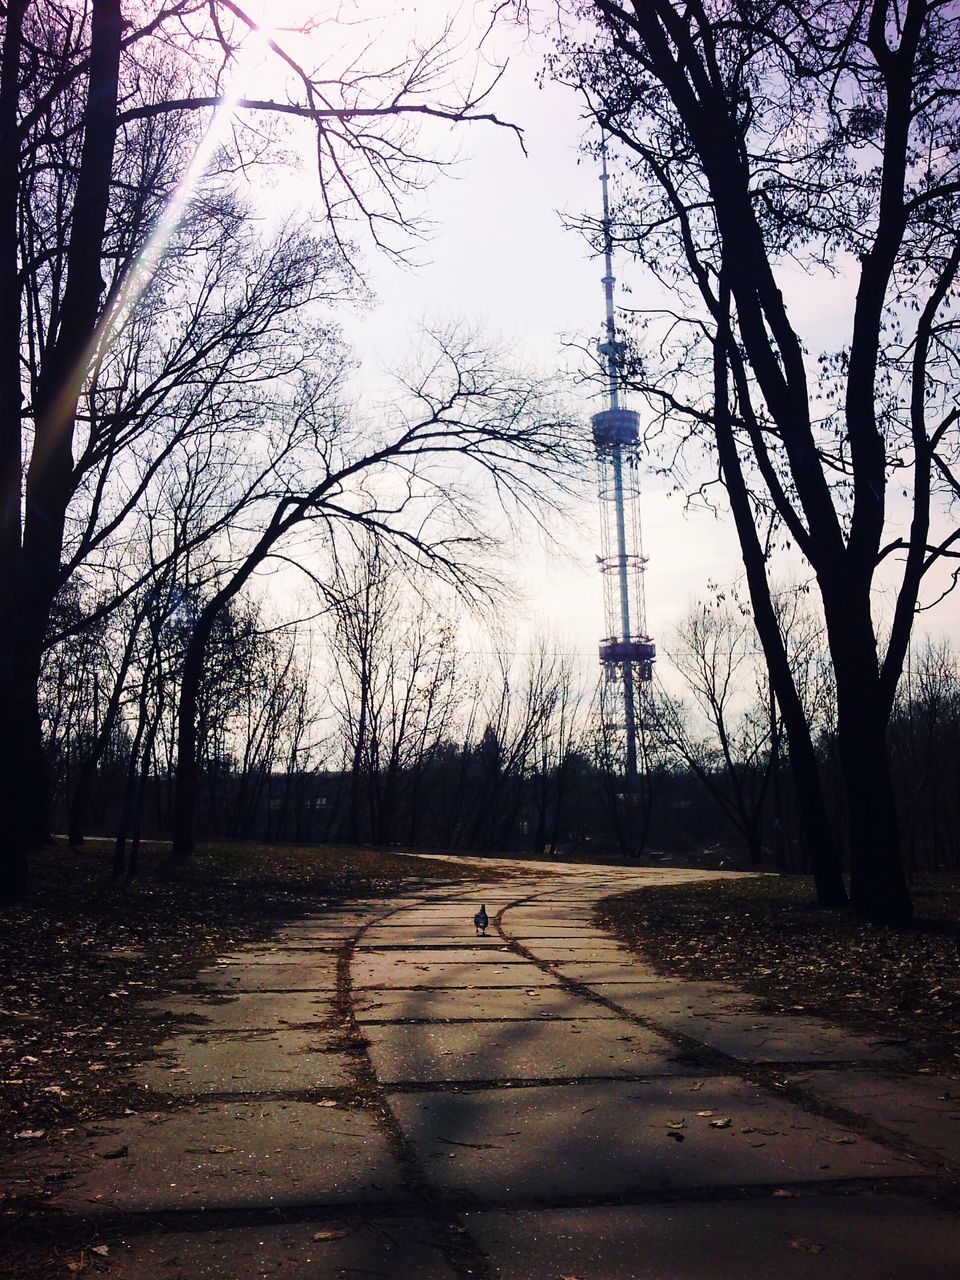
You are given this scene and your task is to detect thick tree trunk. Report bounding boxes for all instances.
[0,657,39,899]
[1,0,123,895]
[840,719,909,922]
[0,1,28,900]
[713,293,847,906]
[826,590,911,923]
[783,712,845,896]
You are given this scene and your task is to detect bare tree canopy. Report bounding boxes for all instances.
[547,0,960,921]
[0,0,542,900]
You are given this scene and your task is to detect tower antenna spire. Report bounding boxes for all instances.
[599,138,620,412]
[591,134,656,784]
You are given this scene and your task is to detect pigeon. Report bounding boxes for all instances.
[474,904,489,936]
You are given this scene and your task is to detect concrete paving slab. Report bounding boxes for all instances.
[365,1018,682,1085]
[273,917,373,934]
[789,1069,960,1162]
[362,926,496,945]
[604,980,761,1018]
[390,1078,914,1201]
[358,947,517,963]
[352,957,561,990]
[137,1029,351,1095]
[353,986,618,1023]
[53,1102,406,1213]
[145,992,334,1031]
[214,949,339,963]
[505,928,619,939]
[521,946,635,963]
[107,1217,459,1279]
[380,905,498,917]
[505,912,599,925]
[644,1011,906,1064]
[191,962,338,993]
[467,1197,960,1279]
[555,961,661,983]
[238,943,345,955]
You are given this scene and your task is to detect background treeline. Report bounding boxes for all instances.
[40,548,960,876]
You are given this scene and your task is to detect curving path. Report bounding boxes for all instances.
[23,860,960,1277]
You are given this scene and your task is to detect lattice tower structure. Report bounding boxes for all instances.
[593,142,655,781]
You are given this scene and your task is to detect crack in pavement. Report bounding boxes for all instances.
[334,900,497,1280]
[491,886,960,1190]
[10,868,960,1278]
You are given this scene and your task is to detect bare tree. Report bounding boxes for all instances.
[656,599,777,864]
[169,331,577,862]
[551,0,960,919]
[326,536,462,847]
[529,642,585,856]
[0,0,524,898]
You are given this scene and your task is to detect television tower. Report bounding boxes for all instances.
[592,140,655,780]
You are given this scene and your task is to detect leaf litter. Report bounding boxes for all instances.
[598,874,960,1074]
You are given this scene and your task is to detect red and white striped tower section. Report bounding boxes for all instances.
[592,140,656,783]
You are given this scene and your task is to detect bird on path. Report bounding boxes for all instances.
[474,904,489,936]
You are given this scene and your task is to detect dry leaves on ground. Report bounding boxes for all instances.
[599,873,960,1072]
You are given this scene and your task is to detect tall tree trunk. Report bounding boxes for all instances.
[825,587,911,923]
[0,1,29,900]
[714,279,848,907]
[1,0,123,895]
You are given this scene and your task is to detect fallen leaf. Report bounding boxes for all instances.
[709,1118,732,1129]
[313,1227,349,1242]
[773,1189,796,1198]
[207,1145,236,1154]
[789,1238,826,1254]
[316,1100,338,1108]
[696,1110,714,1117]
[14,1130,45,1140]
[666,1120,685,1130]
[91,1245,109,1257]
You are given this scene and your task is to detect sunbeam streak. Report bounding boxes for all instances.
[47,24,275,447]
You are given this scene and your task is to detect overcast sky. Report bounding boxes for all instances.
[245,0,957,677]
[325,3,747,670]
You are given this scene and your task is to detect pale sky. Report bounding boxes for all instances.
[324,3,748,672]
[240,0,957,680]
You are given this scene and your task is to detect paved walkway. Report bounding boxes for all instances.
[26,862,960,1276]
